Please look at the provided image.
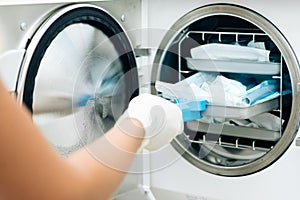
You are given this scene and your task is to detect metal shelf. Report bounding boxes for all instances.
[176,30,283,151]
[186,121,280,142]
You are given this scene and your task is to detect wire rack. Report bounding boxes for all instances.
[176,30,283,151]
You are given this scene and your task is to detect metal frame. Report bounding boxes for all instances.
[152,3,300,176]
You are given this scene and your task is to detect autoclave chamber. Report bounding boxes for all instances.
[152,4,300,176]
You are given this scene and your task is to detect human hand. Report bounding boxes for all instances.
[116,93,183,151]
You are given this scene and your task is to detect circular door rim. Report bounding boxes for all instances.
[152,3,300,176]
[15,3,139,156]
[16,3,138,104]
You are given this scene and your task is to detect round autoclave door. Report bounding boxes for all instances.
[152,4,300,176]
[17,4,138,156]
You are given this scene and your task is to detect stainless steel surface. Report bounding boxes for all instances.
[202,98,279,119]
[30,23,123,155]
[0,0,141,54]
[151,4,300,176]
[0,0,142,97]
[0,4,58,54]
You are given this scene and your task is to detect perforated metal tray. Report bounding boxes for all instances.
[186,58,280,75]
[186,121,281,142]
[202,98,279,119]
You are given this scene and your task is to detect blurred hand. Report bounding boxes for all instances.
[116,93,183,151]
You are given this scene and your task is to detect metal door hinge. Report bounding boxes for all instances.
[296,137,300,146]
[134,48,151,57]
[297,82,300,93]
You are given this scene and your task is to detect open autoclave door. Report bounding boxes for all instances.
[17,3,139,156]
[151,4,300,176]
